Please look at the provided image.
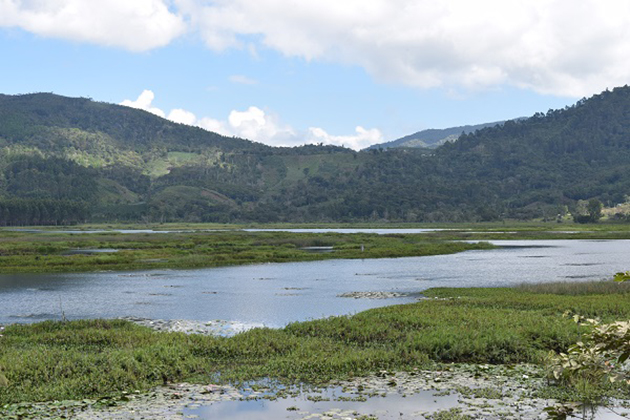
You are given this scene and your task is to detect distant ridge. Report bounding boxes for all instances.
[366,121,508,150]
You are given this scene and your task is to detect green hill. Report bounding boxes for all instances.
[366,121,508,150]
[2,88,630,224]
[0,93,269,174]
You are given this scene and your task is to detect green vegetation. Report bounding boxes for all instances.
[0,230,493,273]
[427,408,474,420]
[366,120,507,150]
[1,282,629,409]
[6,221,630,274]
[5,87,630,223]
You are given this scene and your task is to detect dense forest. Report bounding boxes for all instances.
[366,120,508,150]
[1,87,630,224]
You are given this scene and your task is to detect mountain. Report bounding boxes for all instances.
[2,87,630,224]
[0,93,270,173]
[0,93,355,224]
[366,121,508,150]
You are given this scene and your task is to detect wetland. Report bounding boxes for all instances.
[2,224,630,418]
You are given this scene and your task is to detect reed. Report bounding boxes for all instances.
[516,280,630,295]
[0,230,494,273]
[2,285,629,408]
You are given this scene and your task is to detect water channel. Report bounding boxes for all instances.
[1,239,628,328]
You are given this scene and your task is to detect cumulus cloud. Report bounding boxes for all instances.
[176,0,630,97]
[307,126,384,151]
[197,117,230,136]
[5,1,630,96]
[0,0,185,51]
[167,108,197,125]
[120,90,166,117]
[227,106,297,145]
[120,90,381,149]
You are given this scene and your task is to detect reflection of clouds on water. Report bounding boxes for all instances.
[186,388,459,420]
[2,239,630,326]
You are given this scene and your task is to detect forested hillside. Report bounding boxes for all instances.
[366,121,507,150]
[1,87,630,224]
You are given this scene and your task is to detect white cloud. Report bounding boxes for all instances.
[197,117,230,136]
[6,1,630,96]
[0,0,186,51]
[226,106,297,146]
[175,0,630,97]
[217,107,382,149]
[229,75,258,85]
[120,90,166,117]
[167,108,197,125]
[307,126,384,151]
[120,90,382,149]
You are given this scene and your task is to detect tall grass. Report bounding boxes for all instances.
[516,280,630,295]
[2,285,629,406]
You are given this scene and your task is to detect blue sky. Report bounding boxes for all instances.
[1,1,628,149]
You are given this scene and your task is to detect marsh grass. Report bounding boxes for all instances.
[516,280,630,295]
[2,285,629,406]
[0,230,493,273]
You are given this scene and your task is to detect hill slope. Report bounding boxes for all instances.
[366,121,507,150]
[0,93,269,175]
[2,88,630,224]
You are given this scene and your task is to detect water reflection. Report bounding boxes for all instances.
[0,240,629,327]
[185,388,460,420]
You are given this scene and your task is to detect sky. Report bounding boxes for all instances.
[1,1,629,150]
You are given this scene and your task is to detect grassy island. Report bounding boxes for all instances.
[0,229,494,273]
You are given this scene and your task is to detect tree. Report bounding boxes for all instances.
[587,199,603,222]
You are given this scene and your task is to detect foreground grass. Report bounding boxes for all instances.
[2,283,630,406]
[0,230,493,273]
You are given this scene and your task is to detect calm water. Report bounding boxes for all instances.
[1,240,629,327]
[183,389,626,420]
[185,388,459,419]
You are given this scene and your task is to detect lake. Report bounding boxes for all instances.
[1,239,628,329]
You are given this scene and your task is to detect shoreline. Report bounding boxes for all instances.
[0,363,589,419]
